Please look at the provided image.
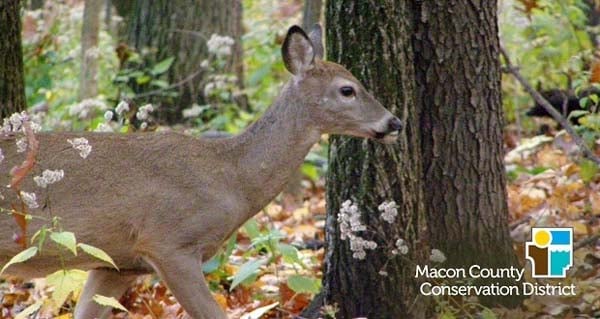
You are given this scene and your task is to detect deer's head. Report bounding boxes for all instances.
[282,25,402,144]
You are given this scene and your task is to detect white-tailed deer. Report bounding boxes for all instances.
[0,25,401,319]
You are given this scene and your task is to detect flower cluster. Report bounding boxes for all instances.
[203,74,237,97]
[378,200,398,223]
[33,169,65,188]
[20,191,39,209]
[68,98,107,119]
[1,111,40,134]
[136,104,154,121]
[67,137,92,159]
[430,249,447,263]
[182,104,206,118]
[207,34,235,57]
[115,100,130,116]
[338,200,377,260]
[16,138,27,153]
[392,238,409,255]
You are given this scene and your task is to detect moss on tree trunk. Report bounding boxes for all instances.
[320,1,429,318]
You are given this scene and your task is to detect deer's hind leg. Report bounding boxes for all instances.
[73,269,137,319]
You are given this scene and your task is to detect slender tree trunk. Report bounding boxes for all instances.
[413,0,522,307]
[302,0,322,29]
[316,1,429,318]
[125,0,244,123]
[0,0,26,118]
[80,0,103,100]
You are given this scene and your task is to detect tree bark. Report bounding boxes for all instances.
[318,1,429,318]
[413,0,522,307]
[0,0,26,118]
[125,0,244,123]
[302,0,322,30]
[79,0,103,100]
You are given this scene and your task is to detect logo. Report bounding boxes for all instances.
[525,227,573,278]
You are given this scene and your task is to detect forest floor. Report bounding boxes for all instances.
[1,129,599,318]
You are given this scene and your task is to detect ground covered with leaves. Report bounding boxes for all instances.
[1,130,599,318]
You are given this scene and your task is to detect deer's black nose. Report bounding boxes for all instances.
[388,117,402,131]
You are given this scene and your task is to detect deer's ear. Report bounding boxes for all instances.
[282,25,315,75]
[308,24,324,60]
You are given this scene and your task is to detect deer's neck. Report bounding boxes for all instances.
[231,86,320,216]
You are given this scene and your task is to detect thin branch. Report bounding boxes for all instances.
[500,46,600,165]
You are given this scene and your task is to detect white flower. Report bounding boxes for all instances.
[33,169,64,188]
[204,82,215,96]
[378,200,398,223]
[182,104,205,118]
[136,104,154,121]
[68,99,107,119]
[20,191,38,209]
[16,138,27,153]
[104,110,113,121]
[338,199,378,260]
[67,137,92,159]
[207,34,235,57]
[1,111,28,134]
[430,249,446,263]
[393,238,409,255]
[379,270,388,276]
[115,100,130,116]
[95,123,113,132]
[200,59,209,68]
[140,122,148,130]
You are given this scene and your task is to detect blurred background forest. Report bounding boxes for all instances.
[1,0,600,318]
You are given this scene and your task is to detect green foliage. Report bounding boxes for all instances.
[229,258,265,291]
[0,246,38,275]
[92,294,129,313]
[500,0,593,130]
[287,275,321,294]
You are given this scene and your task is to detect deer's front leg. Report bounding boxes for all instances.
[144,251,227,319]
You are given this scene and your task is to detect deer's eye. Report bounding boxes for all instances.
[340,86,355,97]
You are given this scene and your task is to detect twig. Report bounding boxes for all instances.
[574,233,600,250]
[500,46,600,165]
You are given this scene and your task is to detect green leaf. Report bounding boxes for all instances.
[15,301,42,319]
[230,259,264,291]
[240,302,279,319]
[580,159,598,183]
[301,163,319,182]
[278,243,305,267]
[150,79,169,88]
[287,275,320,294]
[1,246,38,274]
[46,269,88,310]
[50,231,77,255]
[243,218,261,239]
[151,57,175,75]
[135,74,152,85]
[78,243,119,270]
[93,294,129,313]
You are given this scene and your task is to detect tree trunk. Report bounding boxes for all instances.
[125,0,244,123]
[30,0,43,10]
[79,0,103,100]
[302,0,322,29]
[318,1,429,318]
[413,0,522,307]
[0,0,26,118]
